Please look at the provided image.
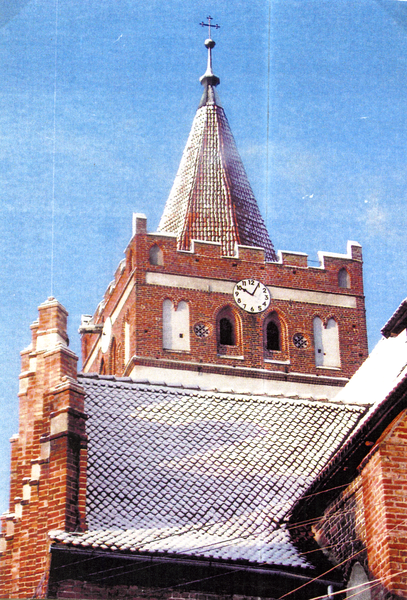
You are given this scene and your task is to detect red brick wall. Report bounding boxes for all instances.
[82,221,368,385]
[51,579,277,600]
[0,299,87,599]
[309,410,407,599]
[361,409,407,597]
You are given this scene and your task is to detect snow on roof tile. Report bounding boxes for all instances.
[50,375,367,569]
[335,330,407,408]
[381,297,407,338]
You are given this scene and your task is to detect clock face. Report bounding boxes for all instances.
[233,279,271,313]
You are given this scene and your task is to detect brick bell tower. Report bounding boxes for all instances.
[80,34,368,399]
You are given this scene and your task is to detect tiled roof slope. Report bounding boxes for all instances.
[51,375,367,569]
[158,86,277,261]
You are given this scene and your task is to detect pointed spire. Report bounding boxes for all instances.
[199,38,220,108]
[200,38,220,87]
[158,34,277,262]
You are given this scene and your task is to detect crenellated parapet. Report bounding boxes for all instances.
[80,214,368,399]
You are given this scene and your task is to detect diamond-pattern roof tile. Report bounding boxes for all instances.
[158,87,277,261]
[50,375,367,569]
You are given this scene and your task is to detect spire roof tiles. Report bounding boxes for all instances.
[158,39,277,261]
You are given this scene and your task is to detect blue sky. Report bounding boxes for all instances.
[1,0,407,512]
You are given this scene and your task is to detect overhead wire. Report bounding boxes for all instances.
[9,0,407,596]
[266,0,272,230]
[308,566,407,600]
[50,0,59,297]
[45,478,365,578]
[277,548,366,599]
[277,515,407,599]
[71,512,407,592]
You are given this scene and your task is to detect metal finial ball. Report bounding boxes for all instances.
[205,39,216,49]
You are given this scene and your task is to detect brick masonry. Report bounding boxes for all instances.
[0,228,370,598]
[0,298,87,599]
[50,580,277,600]
[361,409,407,598]
[310,410,407,599]
[81,215,368,389]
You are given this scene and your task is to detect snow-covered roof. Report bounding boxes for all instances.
[381,297,407,338]
[50,374,367,568]
[335,328,407,409]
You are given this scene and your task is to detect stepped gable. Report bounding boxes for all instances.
[50,374,367,567]
[158,37,277,261]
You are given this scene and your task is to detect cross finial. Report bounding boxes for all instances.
[200,16,220,39]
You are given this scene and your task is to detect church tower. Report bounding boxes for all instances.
[1,30,375,600]
[79,35,368,398]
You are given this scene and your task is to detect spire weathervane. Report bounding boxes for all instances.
[199,16,220,40]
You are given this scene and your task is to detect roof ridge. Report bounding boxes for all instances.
[78,373,367,410]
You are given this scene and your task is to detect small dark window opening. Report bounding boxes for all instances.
[149,244,163,266]
[266,321,280,351]
[220,317,235,346]
[338,268,350,289]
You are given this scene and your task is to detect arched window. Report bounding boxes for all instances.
[220,317,234,346]
[99,358,106,375]
[149,244,164,266]
[266,319,280,351]
[338,268,350,289]
[163,299,190,351]
[124,319,130,365]
[109,338,117,374]
[313,317,340,368]
[346,563,371,599]
[217,307,239,348]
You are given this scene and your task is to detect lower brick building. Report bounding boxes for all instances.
[3,297,407,599]
[0,297,368,599]
[290,298,407,599]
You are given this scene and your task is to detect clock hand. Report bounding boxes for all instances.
[244,282,260,297]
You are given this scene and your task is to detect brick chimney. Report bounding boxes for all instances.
[0,298,87,599]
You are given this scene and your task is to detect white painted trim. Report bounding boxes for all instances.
[111,279,134,325]
[317,240,362,267]
[84,277,135,371]
[264,359,291,365]
[148,231,177,239]
[128,363,344,399]
[289,370,349,382]
[145,272,357,309]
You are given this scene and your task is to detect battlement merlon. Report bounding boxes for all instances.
[131,212,362,265]
[318,241,362,266]
[86,214,365,334]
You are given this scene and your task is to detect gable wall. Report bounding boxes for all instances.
[0,300,87,599]
[310,409,407,599]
